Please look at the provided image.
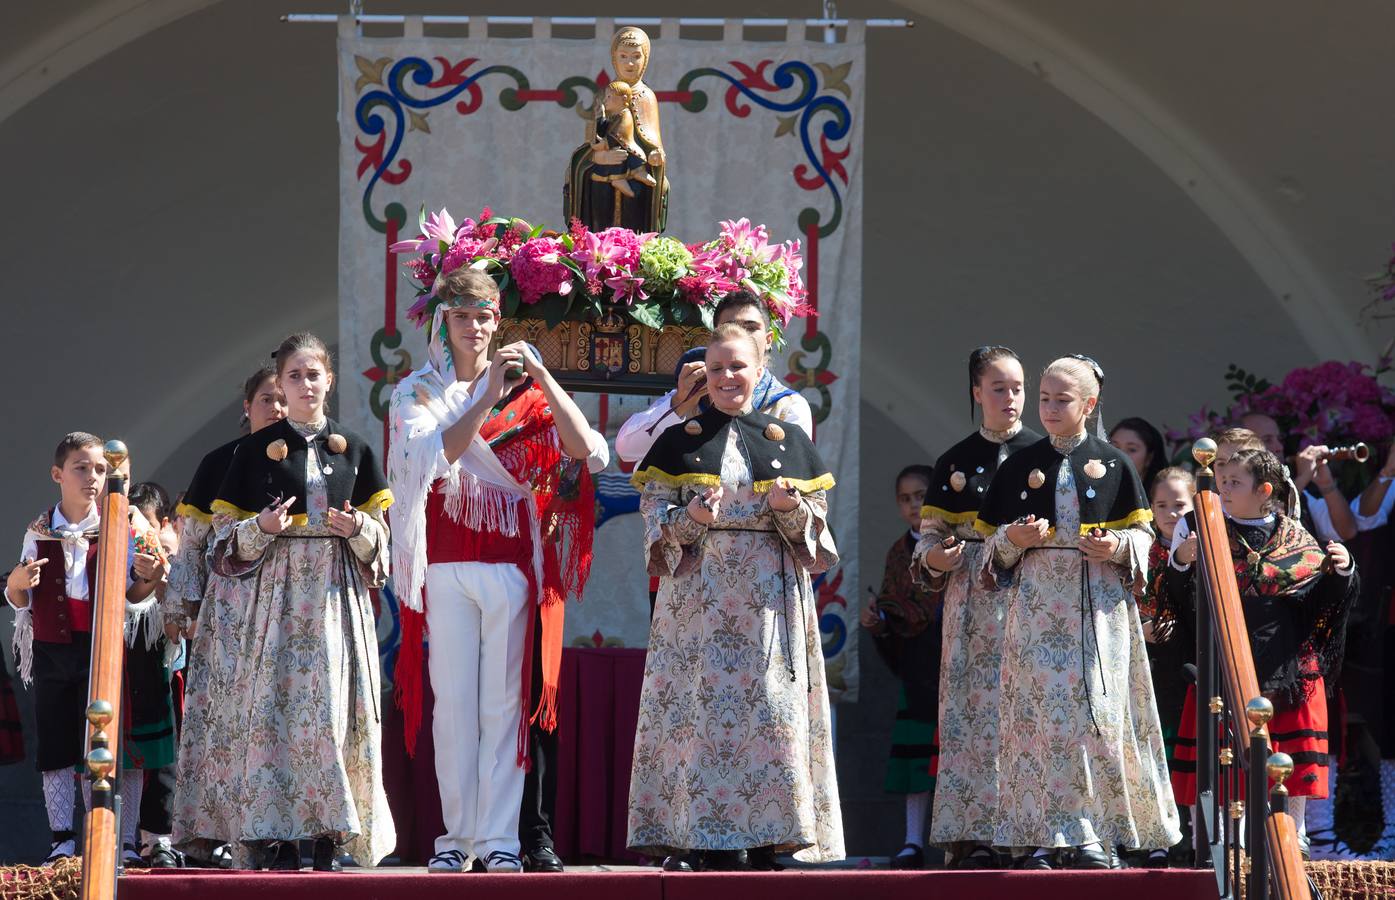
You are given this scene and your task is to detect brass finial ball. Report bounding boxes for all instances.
[86,746,115,781]
[1245,696,1275,728]
[1266,751,1295,785]
[103,439,128,472]
[1192,437,1218,469]
[86,699,113,727]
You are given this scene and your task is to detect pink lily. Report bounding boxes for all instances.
[605,271,649,305]
[390,207,458,255]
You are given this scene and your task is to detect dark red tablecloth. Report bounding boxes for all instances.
[383,646,647,864]
[553,647,648,863]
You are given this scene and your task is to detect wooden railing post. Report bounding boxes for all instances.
[1189,438,1309,900]
[81,440,130,900]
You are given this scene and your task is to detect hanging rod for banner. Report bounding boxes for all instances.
[280,14,913,28]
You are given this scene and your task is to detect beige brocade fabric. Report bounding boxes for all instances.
[627,428,844,861]
[913,430,1016,846]
[978,457,1181,849]
[198,428,396,867]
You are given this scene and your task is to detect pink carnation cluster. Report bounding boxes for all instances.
[1168,360,1395,449]
[508,236,573,305]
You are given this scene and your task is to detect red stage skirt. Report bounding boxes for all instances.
[1170,678,1328,805]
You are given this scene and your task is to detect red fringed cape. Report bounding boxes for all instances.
[395,381,595,765]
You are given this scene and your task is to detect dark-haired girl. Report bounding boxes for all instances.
[914,346,1039,869]
[209,334,395,870]
[167,365,284,866]
[1169,448,1357,855]
[975,356,1179,869]
[1110,417,1167,494]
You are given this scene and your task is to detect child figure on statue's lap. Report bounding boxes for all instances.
[591,81,658,200]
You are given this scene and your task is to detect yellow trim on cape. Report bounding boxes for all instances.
[752,473,836,494]
[630,469,835,494]
[355,488,395,514]
[630,468,723,491]
[921,504,978,526]
[974,507,1153,539]
[1078,507,1153,534]
[210,500,312,527]
[174,502,212,524]
[210,499,257,521]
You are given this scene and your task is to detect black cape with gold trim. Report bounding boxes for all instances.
[175,436,243,523]
[975,433,1150,536]
[921,426,1041,526]
[631,406,834,494]
[212,417,392,525]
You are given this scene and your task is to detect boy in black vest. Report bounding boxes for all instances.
[4,433,165,864]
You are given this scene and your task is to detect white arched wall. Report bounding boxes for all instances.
[0,0,220,123]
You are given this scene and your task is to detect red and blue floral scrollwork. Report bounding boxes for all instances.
[676,60,852,239]
[354,56,529,233]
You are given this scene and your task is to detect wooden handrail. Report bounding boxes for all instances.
[80,440,130,900]
[1191,440,1308,900]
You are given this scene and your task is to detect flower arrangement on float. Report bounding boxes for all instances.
[391,207,811,348]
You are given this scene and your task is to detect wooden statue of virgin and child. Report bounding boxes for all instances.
[564,26,670,233]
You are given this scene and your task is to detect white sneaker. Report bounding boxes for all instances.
[428,849,469,873]
[484,850,522,872]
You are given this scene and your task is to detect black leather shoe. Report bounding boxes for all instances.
[747,846,785,871]
[266,840,302,871]
[1067,845,1116,870]
[1015,851,1055,870]
[889,843,924,870]
[662,853,696,872]
[955,844,999,870]
[701,849,750,871]
[312,837,342,872]
[523,845,564,873]
[148,842,184,869]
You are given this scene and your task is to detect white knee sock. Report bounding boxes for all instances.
[1289,796,1307,840]
[42,769,75,833]
[903,791,930,849]
[119,769,144,848]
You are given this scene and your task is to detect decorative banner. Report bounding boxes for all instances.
[338,20,863,701]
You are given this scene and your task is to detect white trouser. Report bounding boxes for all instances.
[425,561,530,861]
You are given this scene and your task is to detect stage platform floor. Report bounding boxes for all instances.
[121,865,1220,900]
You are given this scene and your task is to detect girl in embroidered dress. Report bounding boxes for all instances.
[913,346,1039,870]
[167,365,284,868]
[209,334,395,871]
[974,355,1180,869]
[628,324,843,872]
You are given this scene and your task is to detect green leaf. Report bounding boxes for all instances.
[501,290,521,319]
[670,301,688,324]
[538,294,570,330]
[698,304,715,330]
[559,234,574,252]
[628,302,664,330]
[529,223,547,240]
[417,204,428,234]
